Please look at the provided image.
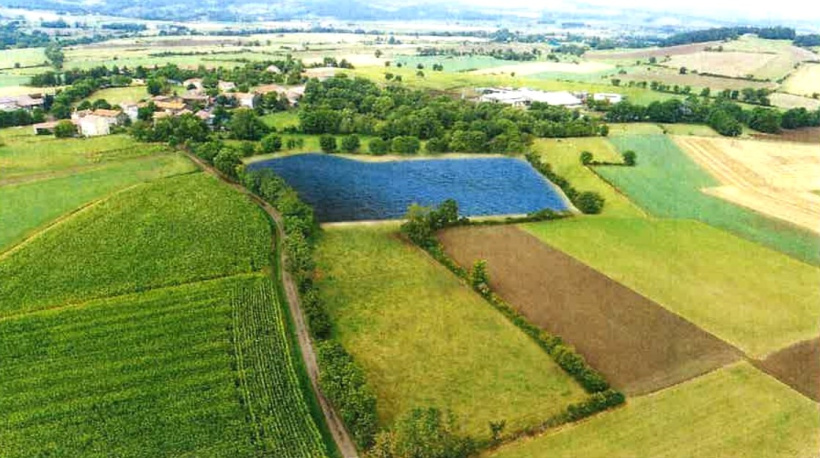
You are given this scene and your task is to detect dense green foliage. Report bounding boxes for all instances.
[605,97,820,136]
[0,173,270,315]
[0,276,258,456]
[601,135,820,266]
[298,76,606,154]
[662,26,795,46]
[369,408,476,458]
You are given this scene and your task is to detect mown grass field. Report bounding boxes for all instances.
[782,63,820,97]
[76,85,152,106]
[0,154,195,251]
[315,225,587,439]
[531,138,644,218]
[599,134,820,265]
[522,218,820,358]
[0,47,46,69]
[487,362,820,458]
[0,173,271,316]
[0,131,167,180]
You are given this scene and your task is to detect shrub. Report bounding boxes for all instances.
[622,150,637,166]
[391,136,421,155]
[319,134,337,153]
[54,120,76,138]
[425,137,449,153]
[261,133,283,153]
[369,138,389,155]
[340,134,361,153]
[229,108,270,141]
[575,191,605,214]
[469,259,490,294]
[370,408,476,458]
[580,151,593,165]
[213,149,242,179]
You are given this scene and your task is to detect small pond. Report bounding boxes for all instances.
[248,153,570,222]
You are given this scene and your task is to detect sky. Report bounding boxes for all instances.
[463,0,820,22]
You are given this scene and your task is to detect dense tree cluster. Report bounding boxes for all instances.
[662,26,796,47]
[298,76,605,155]
[132,113,210,146]
[604,97,820,136]
[0,109,45,128]
[369,408,476,458]
[794,34,820,47]
[0,22,52,50]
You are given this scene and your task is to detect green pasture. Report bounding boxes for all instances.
[0,131,166,180]
[76,85,152,106]
[315,225,587,439]
[0,153,195,251]
[599,134,820,265]
[488,362,820,458]
[531,138,644,218]
[522,218,820,357]
[0,173,271,316]
[0,47,47,69]
[392,55,511,73]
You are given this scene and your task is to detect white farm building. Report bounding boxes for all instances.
[479,88,583,108]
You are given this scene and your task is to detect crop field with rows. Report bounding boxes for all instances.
[232,277,330,457]
[0,173,271,316]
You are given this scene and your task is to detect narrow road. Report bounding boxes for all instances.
[185,153,359,458]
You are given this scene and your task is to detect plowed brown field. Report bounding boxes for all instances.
[438,225,741,395]
[674,136,820,234]
[754,338,820,401]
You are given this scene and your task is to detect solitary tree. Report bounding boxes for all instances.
[54,120,76,138]
[622,150,637,166]
[470,260,490,294]
[319,134,337,153]
[341,135,361,153]
[580,151,594,165]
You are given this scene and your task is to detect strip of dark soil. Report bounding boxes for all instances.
[438,225,741,395]
[753,337,820,401]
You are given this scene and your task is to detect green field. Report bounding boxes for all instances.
[0,173,271,316]
[0,154,195,251]
[315,225,587,438]
[598,134,820,265]
[0,273,330,457]
[531,138,644,218]
[0,131,167,180]
[522,218,820,357]
[0,47,47,69]
[392,55,512,73]
[488,362,820,458]
[261,111,301,130]
[77,85,152,106]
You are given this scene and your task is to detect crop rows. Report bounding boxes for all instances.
[231,277,328,457]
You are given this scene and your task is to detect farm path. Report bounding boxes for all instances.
[184,152,359,458]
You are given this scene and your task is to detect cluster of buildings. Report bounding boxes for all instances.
[30,79,308,137]
[477,88,623,108]
[0,94,46,112]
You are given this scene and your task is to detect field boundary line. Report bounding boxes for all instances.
[183,151,359,458]
[0,182,147,261]
[585,164,651,218]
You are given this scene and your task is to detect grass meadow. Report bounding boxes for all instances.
[0,154,196,251]
[0,131,167,180]
[0,173,271,316]
[531,138,644,218]
[599,134,820,265]
[76,85,152,106]
[487,362,820,458]
[522,218,820,358]
[314,225,587,439]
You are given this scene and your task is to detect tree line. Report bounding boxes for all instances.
[662,26,796,47]
[298,75,606,156]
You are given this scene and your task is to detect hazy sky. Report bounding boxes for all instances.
[466,0,820,21]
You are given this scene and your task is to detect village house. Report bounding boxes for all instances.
[593,93,624,104]
[71,109,127,137]
[478,88,583,108]
[183,78,204,91]
[231,92,259,109]
[217,81,236,92]
[180,91,211,109]
[255,84,305,105]
[0,94,45,111]
[32,120,61,135]
[120,102,141,122]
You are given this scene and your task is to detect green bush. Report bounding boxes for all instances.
[213,149,242,178]
[320,134,337,153]
[369,138,389,155]
[340,135,361,153]
[391,136,421,155]
[580,151,593,165]
[261,133,283,153]
[54,120,76,138]
[622,150,637,166]
[574,191,605,214]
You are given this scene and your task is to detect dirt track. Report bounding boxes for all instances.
[675,136,820,234]
[754,337,820,401]
[185,153,359,457]
[438,225,741,395]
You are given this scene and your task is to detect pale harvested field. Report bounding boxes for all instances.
[769,92,820,110]
[674,136,820,234]
[585,42,720,60]
[470,61,612,76]
[782,63,820,97]
[664,51,777,78]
